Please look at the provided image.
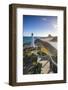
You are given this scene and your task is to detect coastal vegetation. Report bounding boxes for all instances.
[23,37,57,74]
[23,49,42,74]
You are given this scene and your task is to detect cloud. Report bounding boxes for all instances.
[52,24,57,29]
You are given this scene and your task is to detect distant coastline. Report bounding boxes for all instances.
[23,35,57,45]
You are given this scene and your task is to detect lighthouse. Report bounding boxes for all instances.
[31,33,35,47]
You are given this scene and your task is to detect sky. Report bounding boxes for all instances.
[23,15,57,37]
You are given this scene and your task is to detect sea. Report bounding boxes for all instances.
[23,36,38,45]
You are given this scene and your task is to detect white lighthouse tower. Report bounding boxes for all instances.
[31,33,35,47]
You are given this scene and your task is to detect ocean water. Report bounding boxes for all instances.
[23,37,31,44]
[23,36,37,45]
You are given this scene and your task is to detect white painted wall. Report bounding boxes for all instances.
[0,0,68,90]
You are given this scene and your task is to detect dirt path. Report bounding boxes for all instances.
[38,60,50,74]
